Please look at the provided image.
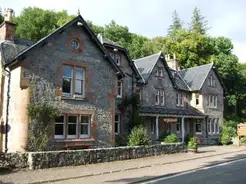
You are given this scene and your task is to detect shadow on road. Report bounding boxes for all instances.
[106,152,246,184]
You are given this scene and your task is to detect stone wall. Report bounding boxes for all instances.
[3,143,186,169]
[0,153,29,168]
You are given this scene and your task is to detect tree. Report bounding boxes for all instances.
[86,20,104,35]
[189,7,208,34]
[168,10,183,38]
[14,7,75,40]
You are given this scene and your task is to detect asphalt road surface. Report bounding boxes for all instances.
[143,158,246,184]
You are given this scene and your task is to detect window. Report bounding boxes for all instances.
[155,90,160,105]
[195,93,199,105]
[68,116,77,139]
[176,93,184,106]
[155,69,159,77]
[151,122,155,134]
[80,115,90,138]
[208,75,216,87]
[176,119,181,133]
[138,89,142,102]
[158,68,163,77]
[215,118,219,134]
[208,95,218,108]
[71,39,80,49]
[208,118,220,134]
[117,81,123,98]
[109,52,121,65]
[115,115,120,134]
[55,116,65,139]
[195,120,202,134]
[62,65,85,97]
[160,90,165,106]
[54,114,91,140]
[211,119,215,134]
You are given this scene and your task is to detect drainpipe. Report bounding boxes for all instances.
[3,68,10,153]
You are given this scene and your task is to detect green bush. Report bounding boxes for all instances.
[240,136,246,144]
[158,132,171,141]
[188,137,198,149]
[220,126,236,145]
[128,125,150,146]
[163,134,179,143]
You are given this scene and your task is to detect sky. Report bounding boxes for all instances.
[1,0,246,62]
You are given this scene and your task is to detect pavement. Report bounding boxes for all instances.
[0,145,246,184]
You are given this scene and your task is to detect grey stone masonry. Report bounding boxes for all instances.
[3,143,186,169]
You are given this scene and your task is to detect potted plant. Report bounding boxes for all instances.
[188,137,200,153]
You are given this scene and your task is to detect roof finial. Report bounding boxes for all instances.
[77,7,80,15]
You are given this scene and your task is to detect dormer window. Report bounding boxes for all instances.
[109,52,121,66]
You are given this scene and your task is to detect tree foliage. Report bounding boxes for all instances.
[189,7,209,34]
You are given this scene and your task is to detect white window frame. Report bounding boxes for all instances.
[117,80,123,98]
[208,95,218,108]
[80,115,91,138]
[67,115,78,139]
[158,68,163,77]
[54,115,65,139]
[155,90,160,105]
[62,65,85,98]
[176,93,184,106]
[195,93,199,105]
[195,120,202,134]
[62,65,73,96]
[160,90,165,106]
[115,114,121,134]
[207,118,211,134]
[215,118,220,134]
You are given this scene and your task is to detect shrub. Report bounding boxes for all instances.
[220,126,236,145]
[158,132,171,141]
[163,134,179,143]
[188,137,199,149]
[240,137,246,144]
[128,125,150,146]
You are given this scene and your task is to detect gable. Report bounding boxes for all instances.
[201,68,223,93]
[3,15,124,79]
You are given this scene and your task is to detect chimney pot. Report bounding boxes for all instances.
[4,8,14,22]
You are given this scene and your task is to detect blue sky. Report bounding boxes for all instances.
[2,0,246,62]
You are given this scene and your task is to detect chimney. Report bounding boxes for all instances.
[0,8,16,41]
[166,53,180,72]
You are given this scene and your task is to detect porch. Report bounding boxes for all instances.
[139,106,206,143]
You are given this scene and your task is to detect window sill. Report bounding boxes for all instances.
[61,96,87,101]
[195,132,202,135]
[53,138,95,142]
[116,96,122,99]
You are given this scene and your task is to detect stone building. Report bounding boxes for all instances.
[134,53,226,144]
[0,9,226,152]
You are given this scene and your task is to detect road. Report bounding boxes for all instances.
[143,158,246,184]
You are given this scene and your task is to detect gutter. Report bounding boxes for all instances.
[3,67,10,153]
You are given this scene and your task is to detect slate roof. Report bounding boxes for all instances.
[0,38,36,64]
[0,15,125,78]
[97,33,123,48]
[140,105,205,117]
[179,63,214,91]
[170,69,190,91]
[134,52,162,82]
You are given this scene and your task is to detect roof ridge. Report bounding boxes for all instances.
[181,62,213,71]
[177,72,191,91]
[134,52,161,62]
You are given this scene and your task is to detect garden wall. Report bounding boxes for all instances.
[3,143,187,170]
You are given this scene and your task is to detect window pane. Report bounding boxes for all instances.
[62,78,71,94]
[109,52,115,60]
[176,123,180,132]
[81,116,89,124]
[68,116,77,123]
[115,122,119,133]
[75,80,83,95]
[208,119,211,133]
[115,115,119,122]
[117,81,122,96]
[55,116,64,123]
[55,124,64,135]
[62,65,72,78]
[75,67,84,80]
[68,124,77,135]
[211,119,214,133]
[81,124,89,135]
[196,121,201,132]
